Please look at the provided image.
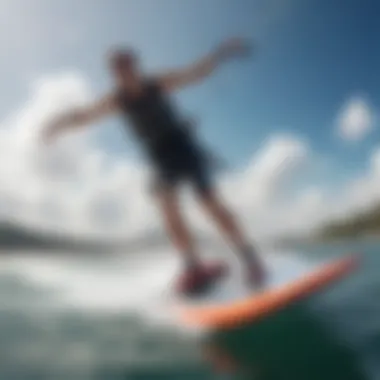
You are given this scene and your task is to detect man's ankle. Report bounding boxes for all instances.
[239,244,260,263]
[184,255,202,271]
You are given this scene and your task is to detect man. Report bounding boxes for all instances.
[43,37,266,295]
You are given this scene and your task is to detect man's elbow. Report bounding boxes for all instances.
[183,69,210,86]
[192,64,216,83]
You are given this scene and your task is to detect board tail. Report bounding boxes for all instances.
[179,255,360,330]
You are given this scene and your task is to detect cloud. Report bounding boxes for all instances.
[1,71,380,242]
[0,71,160,239]
[0,72,96,226]
[242,134,308,202]
[336,96,374,142]
[0,71,314,239]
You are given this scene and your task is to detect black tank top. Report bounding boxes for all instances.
[115,79,186,152]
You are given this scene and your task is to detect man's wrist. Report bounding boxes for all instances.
[213,46,230,64]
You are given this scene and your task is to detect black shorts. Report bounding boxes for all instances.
[148,131,213,195]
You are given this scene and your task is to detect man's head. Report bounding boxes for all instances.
[108,48,140,82]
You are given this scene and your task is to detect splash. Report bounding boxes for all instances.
[0,246,315,332]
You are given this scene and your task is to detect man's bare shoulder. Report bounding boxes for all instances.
[147,73,175,93]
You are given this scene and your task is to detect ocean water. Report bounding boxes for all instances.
[0,238,378,380]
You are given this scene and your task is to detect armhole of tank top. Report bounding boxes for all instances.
[145,77,163,94]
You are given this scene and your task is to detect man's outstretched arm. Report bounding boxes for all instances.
[159,37,253,92]
[42,94,118,144]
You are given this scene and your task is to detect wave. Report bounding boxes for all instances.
[0,242,373,379]
[0,221,169,254]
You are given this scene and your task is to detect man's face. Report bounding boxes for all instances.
[110,51,139,81]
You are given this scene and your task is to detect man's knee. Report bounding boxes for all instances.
[199,190,230,216]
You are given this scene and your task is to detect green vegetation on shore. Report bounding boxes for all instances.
[318,204,380,239]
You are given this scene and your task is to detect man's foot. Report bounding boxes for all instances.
[241,247,267,289]
[246,260,267,289]
[176,261,228,296]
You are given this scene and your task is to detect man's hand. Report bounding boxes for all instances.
[41,118,69,145]
[41,112,81,146]
[215,38,253,61]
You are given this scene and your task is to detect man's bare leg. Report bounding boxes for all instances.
[197,189,266,287]
[155,187,200,268]
[155,187,227,294]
